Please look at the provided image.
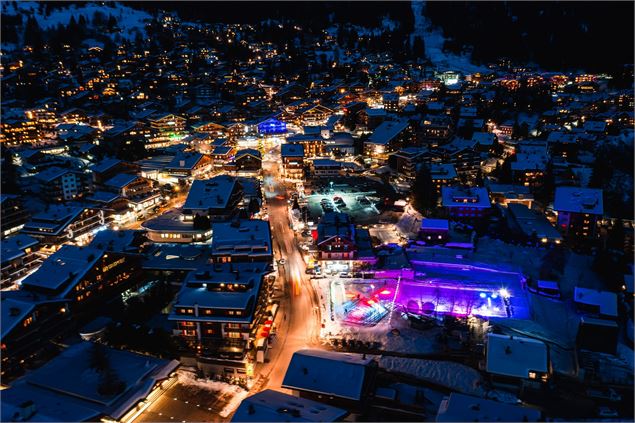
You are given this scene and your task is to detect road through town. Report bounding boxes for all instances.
[257,147,323,392]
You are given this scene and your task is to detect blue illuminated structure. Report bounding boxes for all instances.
[258,118,287,135]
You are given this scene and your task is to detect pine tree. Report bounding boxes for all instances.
[249,198,261,215]
[24,15,44,51]
[1,147,20,194]
[413,166,438,213]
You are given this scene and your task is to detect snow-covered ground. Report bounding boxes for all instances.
[2,1,152,49]
[176,370,248,418]
[410,1,488,74]
[379,356,518,404]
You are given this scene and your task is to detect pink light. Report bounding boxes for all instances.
[380,289,391,295]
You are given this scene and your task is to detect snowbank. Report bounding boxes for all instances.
[379,356,485,396]
[176,370,249,418]
[379,356,519,404]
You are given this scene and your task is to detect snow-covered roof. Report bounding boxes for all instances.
[21,245,102,295]
[1,291,65,340]
[104,173,140,190]
[421,219,449,231]
[471,131,496,146]
[0,341,178,423]
[312,158,342,168]
[22,206,87,236]
[281,143,304,158]
[211,220,272,258]
[436,393,541,422]
[88,190,121,204]
[282,350,374,401]
[507,203,562,241]
[574,287,618,318]
[429,163,457,180]
[183,175,239,211]
[1,234,39,263]
[367,120,410,146]
[235,148,262,161]
[485,333,548,379]
[553,187,603,215]
[166,152,204,170]
[169,262,269,322]
[33,166,77,183]
[441,186,490,209]
[231,389,348,422]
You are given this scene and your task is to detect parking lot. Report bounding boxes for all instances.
[305,177,396,223]
[136,382,231,423]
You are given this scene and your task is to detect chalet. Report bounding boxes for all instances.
[485,333,549,391]
[257,117,287,135]
[210,145,236,169]
[281,143,305,180]
[487,183,533,208]
[419,219,450,245]
[32,167,91,202]
[282,350,377,412]
[89,158,139,188]
[429,163,458,195]
[382,93,399,112]
[1,235,41,289]
[300,104,334,126]
[436,393,541,422]
[21,205,105,247]
[357,108,387,130]
[168,261,272,377]
[182,175,243,222]
[441,186,491,222]
[147,113,186,148]
[192,121,227,138]
[421,115,453,146]
[232,390,348,422]
[365,120,412,162]
[506,203,562,245]
[1,195,30,239]
[554,187,603,238]
[164,152,213,180]
[233,149,262,174]
[388,148,425,180]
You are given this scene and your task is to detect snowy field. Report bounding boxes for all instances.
[410,1,488,75]
[379,356,519,404]
[2,1,152,50]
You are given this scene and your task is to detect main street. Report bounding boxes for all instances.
[256,145,324,392]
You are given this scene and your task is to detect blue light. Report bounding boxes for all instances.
[479,292,487,298]
[258,118,287,135]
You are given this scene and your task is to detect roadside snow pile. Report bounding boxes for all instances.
[219,389,249,418]
[177,370,248,418]
[379,356,485,396]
